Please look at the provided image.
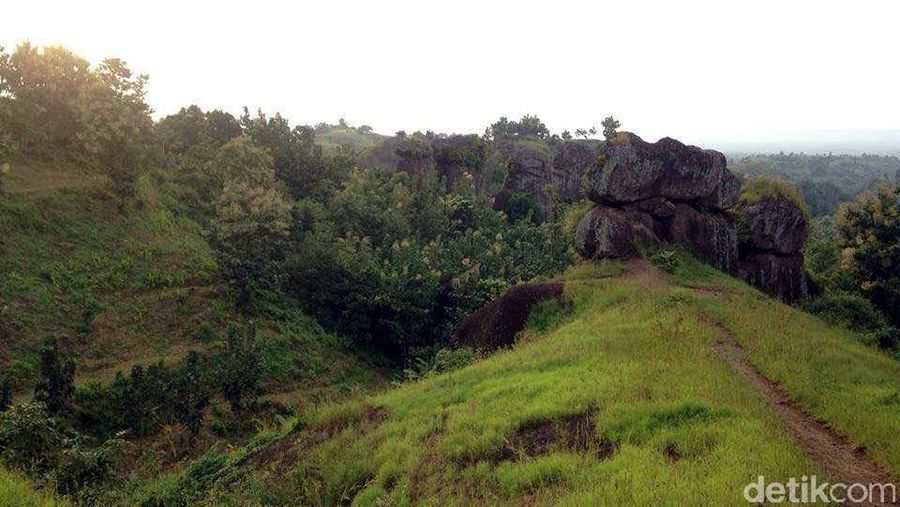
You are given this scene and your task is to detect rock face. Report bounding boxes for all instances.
[738,252,809,301]
[453,282,565,350]
[736,196,810,301]
[577,133,742,274]
[575,205,659,259]
[552,142,597,202]
[586,133,739,209]
[667,203,738,273]
[501,144,554,211]
[573,132,813,301]
[738,198,807,254]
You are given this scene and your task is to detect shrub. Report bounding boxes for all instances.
[33,339,75,416]
[0,402,62,473]
[803,291,887,332]
[739,176,809,217]
[649,248,682,274]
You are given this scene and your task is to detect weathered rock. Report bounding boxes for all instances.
[587,132,739,210]
[552,142,597,202]
[575,205,660,259]
[666,203,738,273]
[452,282,565,351]
[737,197,808,254]
[504,144,553,211]
[738,252,809,301]
[622,197,677,218]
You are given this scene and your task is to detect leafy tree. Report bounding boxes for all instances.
[211,138,291,307]
[835,183,900,326]
[172,351,209,435]
[239,108,350,200]
[33,339,75,415]
[0,43,90,157]
[574,127,597,139]
[0,374,11,413]
[601,116,620,139]
[487,115,549,139]
[218,328,261,413]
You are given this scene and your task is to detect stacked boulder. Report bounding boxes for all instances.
[736,196,810,301]
[576,132,740,273]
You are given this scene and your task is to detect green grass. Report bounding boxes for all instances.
[0,466,64,506]
[316,127,386,153]
[136,265,880,505]
[739,175,809,218]
[117,256,900,506]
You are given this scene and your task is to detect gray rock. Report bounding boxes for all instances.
[737,197,808,254]
[666,203,738,273]
[586,132,739,210]
[575,205,660,259]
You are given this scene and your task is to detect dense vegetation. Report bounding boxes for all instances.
[730,153,900,216]
[0,43,576,501]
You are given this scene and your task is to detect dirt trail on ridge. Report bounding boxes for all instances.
[617,258,898,504]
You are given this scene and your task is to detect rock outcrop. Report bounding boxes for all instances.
[736,196,810,300]
[574,132,813,302]
[577,133,740,273]
[586,133,740,209]
[452,282,565,350]
[552,142,597,202]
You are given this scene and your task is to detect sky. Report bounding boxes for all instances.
[4,0,900,149]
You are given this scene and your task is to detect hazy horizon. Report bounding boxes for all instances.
[5,0,900,153]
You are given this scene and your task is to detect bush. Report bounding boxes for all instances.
[649,248,682,274]
[739,176,809,217]
[803,291,888,332]
[0,402,62,473]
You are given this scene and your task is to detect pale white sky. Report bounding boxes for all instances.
[4,0,899,147]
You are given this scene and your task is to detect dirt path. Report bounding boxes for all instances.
[614,258,897,502]
[706,318,898,504]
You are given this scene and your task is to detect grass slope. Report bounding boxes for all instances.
[0,465,64,506]
[119,258,899,505]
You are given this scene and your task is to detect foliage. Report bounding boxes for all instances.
[0,44,155,206]
[210,138,291,307]
[284,167,573,359]
[240,108,352,201]
[33,339,75,416]
[172,351,210,435]
[731,152,900,215]
[218,328,262,413]
[835,182,900,327]
[600,116,620,140]
[649,248,682,274]
[487,115,549,140]
[738,175,809,217]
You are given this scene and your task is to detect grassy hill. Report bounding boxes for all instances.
[106,257,899,505]
[0,161,388,505]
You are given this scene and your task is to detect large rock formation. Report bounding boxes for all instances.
[574,132,813,302]
[552,142,597,202]
[586,133,740,209]
[576,133,740,273]
[736,196,810,300]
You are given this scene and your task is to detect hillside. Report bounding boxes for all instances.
[110,257,900,505]
[0,161,385,402]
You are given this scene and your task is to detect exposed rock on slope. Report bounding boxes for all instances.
[574,133,812,299]
[586,132,740,209]
[452,282,564,350]
[577,133,740,273]
[736,196,810,300]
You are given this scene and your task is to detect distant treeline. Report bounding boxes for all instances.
[730,153,900,216]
